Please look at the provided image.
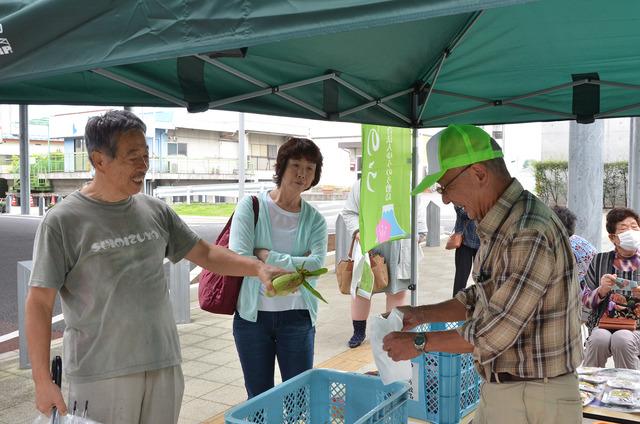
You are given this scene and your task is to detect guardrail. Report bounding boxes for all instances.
[153,182,275,200]
[16,259,192,369]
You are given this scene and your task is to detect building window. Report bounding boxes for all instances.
[267,144,278,159]
[168,142,187,156]
[492,130,503,140]
[73,137,90,172]
[249,143,278,170]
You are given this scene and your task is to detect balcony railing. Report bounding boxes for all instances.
[0,153,266,176]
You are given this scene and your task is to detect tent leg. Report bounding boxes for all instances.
[19,105,30,215]
[410,126,419,307]
[629,117,640,210]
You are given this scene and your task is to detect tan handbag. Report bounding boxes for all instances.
[445,232,463,250]
[598,312,637,332]
[336,234,357,294]
[336,233,389,295]
[370,253,389,293]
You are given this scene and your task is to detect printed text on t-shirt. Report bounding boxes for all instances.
[90,231,160,252]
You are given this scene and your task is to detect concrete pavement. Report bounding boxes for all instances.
[0,241,457,424]
[0,240,608,424]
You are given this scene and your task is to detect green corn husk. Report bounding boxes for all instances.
[268,266,328,303]
[270,272,304,296]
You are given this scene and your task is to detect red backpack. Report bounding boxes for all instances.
[198,196,259,314]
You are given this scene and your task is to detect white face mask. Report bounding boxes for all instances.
[617,229,640,251]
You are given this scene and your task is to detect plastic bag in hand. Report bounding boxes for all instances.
[32,412,102,424]
[370,308,412,385]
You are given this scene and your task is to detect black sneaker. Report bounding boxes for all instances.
[348,332,366,348]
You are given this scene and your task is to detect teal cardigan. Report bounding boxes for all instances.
[229,191,328,324]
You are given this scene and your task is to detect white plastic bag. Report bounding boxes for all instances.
[32,412,102,424]
[369,308,412,385]
[351,240,374,299]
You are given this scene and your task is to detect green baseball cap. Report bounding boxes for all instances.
[412,124,504,195]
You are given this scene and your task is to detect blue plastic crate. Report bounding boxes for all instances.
[225,369,409,424]
[407,322,481,424]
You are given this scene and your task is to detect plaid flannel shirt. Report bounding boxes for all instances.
[455,179,583,379]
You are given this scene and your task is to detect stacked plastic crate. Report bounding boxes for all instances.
[408,322,481,424]
[225,369,410,424]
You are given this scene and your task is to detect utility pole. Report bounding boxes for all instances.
[238,113,246,201]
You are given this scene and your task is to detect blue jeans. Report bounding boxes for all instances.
[233,310,315,398]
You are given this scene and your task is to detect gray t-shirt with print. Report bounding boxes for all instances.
[29,191,199,383]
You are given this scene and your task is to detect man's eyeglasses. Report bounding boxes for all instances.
[435,165,471,195]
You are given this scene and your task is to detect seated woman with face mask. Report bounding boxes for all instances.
[581,207,640,369]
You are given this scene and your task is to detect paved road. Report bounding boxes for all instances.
[0,216,43,353]
[0,214,223,353]
[0,197,454,353]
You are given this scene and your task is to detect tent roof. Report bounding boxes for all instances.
[1,0,639,128]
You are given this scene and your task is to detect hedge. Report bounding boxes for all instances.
[533,161,628,208]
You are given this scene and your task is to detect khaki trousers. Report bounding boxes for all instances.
[68,365,184,424]
[473,373,581,424]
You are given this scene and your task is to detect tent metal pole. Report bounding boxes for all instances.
[199,55,331,117]
[209,88,273,108]
[378,104,412,125]
[332,76,411,124]
[595,80,640,91]
[416,11,485,121]
[410,93,419,307]
[502,80,587,104]
[198,55,266,86]
[423,99,574,124]
[275,92,327,117]
[339,88,413,118]
[19,105,30,215]
[503,103,574,118]
[417,53,447,121]
[422,103,495,124]
[595,102,640,118]
[431,88,492,103]
[91,69,188,107]
[418,10,484,87]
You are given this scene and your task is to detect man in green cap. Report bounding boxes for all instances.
[383,125,583,423]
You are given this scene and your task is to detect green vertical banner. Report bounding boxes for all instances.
[359,124,411,253]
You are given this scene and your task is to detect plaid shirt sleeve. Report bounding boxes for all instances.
[457,228,555,365]
[454,284,477,315]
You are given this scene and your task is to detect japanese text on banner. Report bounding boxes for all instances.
[359,124,411,253]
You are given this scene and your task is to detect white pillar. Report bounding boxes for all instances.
[629,117,640,211]
[568,120,604,248]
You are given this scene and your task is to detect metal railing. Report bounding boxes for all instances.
[0,153,268,176]
[153,181,275,200]
[16,258,192,369]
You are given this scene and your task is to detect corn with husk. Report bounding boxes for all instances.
[268,265,328,303]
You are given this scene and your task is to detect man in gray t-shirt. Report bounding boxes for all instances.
[26,110,282,424]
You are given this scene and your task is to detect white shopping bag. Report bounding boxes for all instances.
[370,308,412,385]
[32,412,102,424]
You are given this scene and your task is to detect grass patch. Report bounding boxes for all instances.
[170,202,236,217]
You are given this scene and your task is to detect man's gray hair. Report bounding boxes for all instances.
[480,137,510,179]
[481,156,511,180]
[85,110,146,165]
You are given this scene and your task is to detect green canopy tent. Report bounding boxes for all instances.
[2,0,640,309]
[2,0,640,127]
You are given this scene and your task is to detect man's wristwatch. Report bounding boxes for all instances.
[413,332,427,352]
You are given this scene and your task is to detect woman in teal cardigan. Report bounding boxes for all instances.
[229,137,327,398]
